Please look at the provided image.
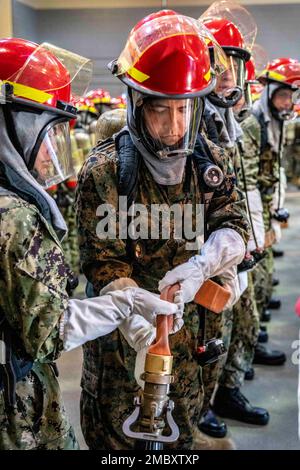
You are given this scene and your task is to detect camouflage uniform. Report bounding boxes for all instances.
[241,113,280,317]
[76,135,249,450]
[201,135,259,401]
[0,189,78,450]
[283,119,300,186]
[218,271,259,388]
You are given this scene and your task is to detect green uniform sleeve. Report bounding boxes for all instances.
[0,201,67,361]
[240,114,261,191]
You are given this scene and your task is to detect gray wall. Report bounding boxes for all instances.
[12,2,300,97]
[12,0,38,43]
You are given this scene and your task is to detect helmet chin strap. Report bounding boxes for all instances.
[208,87,243,108]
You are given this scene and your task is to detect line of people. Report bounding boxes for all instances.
[1,0,299,450]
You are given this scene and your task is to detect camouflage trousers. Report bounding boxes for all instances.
[201,309,225,413]
[253,198,274,318]
[218,272,260,388]
[252,248,274,319]
[80,304,205,450]
[0,364,79,450]
[201,272,260,407]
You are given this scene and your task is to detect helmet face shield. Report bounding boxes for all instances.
[210,53,245,107]
[200,1,257,54]
[270,86,297,121]
[215,54,245,98]
[33,121,74,188]
[137,96,204,158]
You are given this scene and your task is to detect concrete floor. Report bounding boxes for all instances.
[57,188,300,450]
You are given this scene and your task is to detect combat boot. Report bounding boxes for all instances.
[267,298,281,310]
[213,385,269,425]
[253,344,286,365]
[198,408,227,438]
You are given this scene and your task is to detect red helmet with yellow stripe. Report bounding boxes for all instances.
[0,38,92,118]
[109,10,220,98]
[0,38,93,189]
[259,58,300,89]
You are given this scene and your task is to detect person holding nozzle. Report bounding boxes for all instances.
[0,38,181,450]
[76,10,249,450]
[193,1,272,437]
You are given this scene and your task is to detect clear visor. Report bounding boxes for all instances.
[8,42,93,99]
[214,55,245,97]
[252,44,269,78]
[200,1,257,53]
[139,96,203,159]
[33,122,74,189]
[116,14,228,76]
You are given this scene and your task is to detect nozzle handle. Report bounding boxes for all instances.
[148,283,180,357]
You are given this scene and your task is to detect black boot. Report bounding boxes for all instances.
[198,408,227,438]
[272,278,280,287]
[272,248,284,258]
[258,328,269,343]
[244,367,255,380]
[267,298,281,310]
[253,344,286,365]
[213,386,269,425]
[260,309,271,322]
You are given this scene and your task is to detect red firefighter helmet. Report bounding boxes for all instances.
[203,18,250,62]
[200,1,257,59]
[0,38,92,116]
[0,38,71,110]
[76,97,97,115]
[109,10,222,98]
[260,58,300,89]
[85,88,111,105]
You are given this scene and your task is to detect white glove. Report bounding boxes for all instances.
[219,265,242,309]
[119,288,184,352]
[158,228,245,303]
[271,219,282,244]
[246,188,265,252]
[134,346,148,389]
[62,286,180,352]
[271,167,287,212]
[238,271,248,297]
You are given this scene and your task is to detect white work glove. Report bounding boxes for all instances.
[246,188,265,252]
[119,287,184,352]
[238,271,248,297]
[101,278,184,352]
[158,228,245,303]
[220,266,242,309]
[271,167,287,212]
[134,346,148,389]
[271,219,282,244]
[62,285,181,352]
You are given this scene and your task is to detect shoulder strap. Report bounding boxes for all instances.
[115,130,141,207]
